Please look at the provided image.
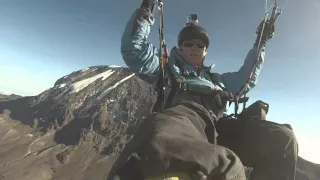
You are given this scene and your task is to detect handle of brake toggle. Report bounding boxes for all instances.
[231,94,249,103]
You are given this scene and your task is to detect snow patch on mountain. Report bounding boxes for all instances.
[71,69,115,93]
[59,84,66,88]
[97,73,135,100]
[108,65,122,68]
[81,68,90,72]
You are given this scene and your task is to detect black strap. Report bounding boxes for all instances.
[164,79,180,109]
[153,65,181,112]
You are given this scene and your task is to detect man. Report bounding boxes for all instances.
[106,1,298,179]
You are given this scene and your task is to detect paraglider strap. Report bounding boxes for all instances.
[235,0,282,112]
[152,0,169,112]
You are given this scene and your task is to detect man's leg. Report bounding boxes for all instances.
[216,119,298,180]
[107,101,246,180]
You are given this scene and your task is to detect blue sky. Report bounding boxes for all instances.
[1,0,320,163]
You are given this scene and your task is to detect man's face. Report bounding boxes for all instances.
[180,39,208,67]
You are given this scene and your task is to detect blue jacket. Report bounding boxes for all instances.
[121,8,265,115]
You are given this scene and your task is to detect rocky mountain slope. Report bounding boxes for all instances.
[0,65,319,180]
[0,93,22,101]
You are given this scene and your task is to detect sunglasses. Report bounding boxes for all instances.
[182,42,205,48]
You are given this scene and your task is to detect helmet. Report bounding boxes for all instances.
[177,24,210,48]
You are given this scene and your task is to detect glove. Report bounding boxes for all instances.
[140,0,156,12]
[254,19,275,47]
[214,90,234,109]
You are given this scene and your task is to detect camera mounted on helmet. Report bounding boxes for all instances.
[187,14,199,26]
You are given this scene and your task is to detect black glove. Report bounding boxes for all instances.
[140,0,156,12]
[215,90,250,109]
[214,90,234,109]
[254,19,275,47]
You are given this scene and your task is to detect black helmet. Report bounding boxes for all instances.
[178,24,210,48]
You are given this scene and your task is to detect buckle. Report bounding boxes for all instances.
[179,83,187,91]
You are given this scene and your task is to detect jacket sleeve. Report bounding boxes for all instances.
[217,46,265,94]
[120,8,160,84]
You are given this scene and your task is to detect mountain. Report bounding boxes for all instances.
[0,93,22,101]
[0,65,319,180]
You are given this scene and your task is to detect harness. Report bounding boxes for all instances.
[153,64,246,114]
